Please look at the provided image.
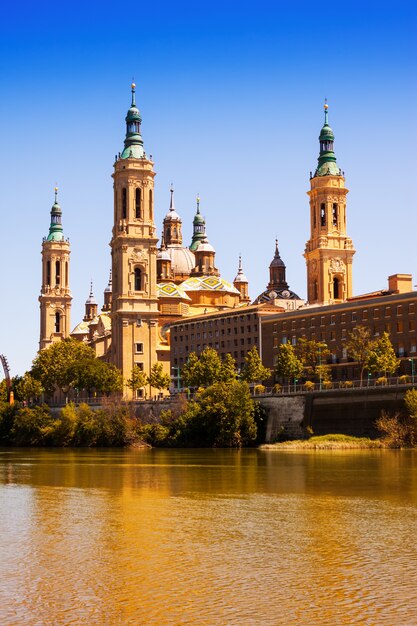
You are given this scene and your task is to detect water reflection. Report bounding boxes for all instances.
[1,448,417,624]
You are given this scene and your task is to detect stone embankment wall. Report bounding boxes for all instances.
[259,386,409,442]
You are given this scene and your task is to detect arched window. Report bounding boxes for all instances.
[134,268,142,291]
[135,188,142,219]
[122,188,127,219]
[65,262,68,287]
[333,277,340,299]
[55,312,61,333]
[46,260,51,286]
[314,280,318,301]
[55,260,61,285]
[149,189,153,220]
[332,203,338,227]
[320,203,326,227]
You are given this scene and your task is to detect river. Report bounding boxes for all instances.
[1,448,417,625]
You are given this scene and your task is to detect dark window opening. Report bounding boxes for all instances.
[320,203,326,226]
[333,277,340,299]
[332,203,338,227]
[55,260,60,285]
[149,189,153,220]
[122,188,127,219]
[135,188,141,219]
[55,312,61,333]
[46,260,51,286]
[134,267,142,291]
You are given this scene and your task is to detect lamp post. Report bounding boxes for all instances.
[367,372,371,387]
[409,358,415,385]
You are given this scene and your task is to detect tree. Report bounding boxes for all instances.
[366,332,400,378]
[67,359,123,396]
[181,348,237,388]
[127,365,148,397]
[275,343,304,383]
[295,338,330,371]
[183,381,257,447]
[147,362,171,392]
[13,373,44,403]
[31,338,96,395]
[240,346,271,384]
[344,326,375,384]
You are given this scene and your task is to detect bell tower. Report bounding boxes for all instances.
[39,188,72,349]
[304,103,355,304]
[110,83,159,396]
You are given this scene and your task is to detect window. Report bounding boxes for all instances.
[134,268,142,291]
[385,306,391,318]
[397,305,403,316]
[333,277,340,299]
[341,313,346,324]
[411,343,416,353]
[310,318,315,328]
[135,188,141,219]
[330,315,336,325]
[122,188,127,219]
[332,203,338,227]
[398,344,405,357]
[55,260,61,286]
[362,310,368,321]
[135,343,143,354]
[320,316,325,327]
[292,336,297,346]
[149,189,153,219]
[397,321,403,333]
[46,260,51,286]
[55,312,61,333]
[291,321,296,330]
[282,336,287,344]
[410,303,415,314]
[410,321,415,331]
[320,203,326,226]
[342,347,347,360]
[374,308,379,320]
[135,362,144,371]
[351,311,356,322]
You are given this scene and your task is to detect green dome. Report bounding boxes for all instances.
[46,192,65,241]
[319,123,334,141]
[126,105,142,123]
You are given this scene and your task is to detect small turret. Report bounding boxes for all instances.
[268,239,288,290]
[314,101,342,177]
[84,281,98,321]
[163,186,183,246]
[120,83,145,159]
[190,195,206,251]
[234,256,251,303]
[102,270,112,312]
[46,187,65,242]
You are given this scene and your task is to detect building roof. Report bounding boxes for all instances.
[157,282,192,301]
[181,275,241,295]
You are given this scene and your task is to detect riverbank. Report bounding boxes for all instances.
[260,434,385,450]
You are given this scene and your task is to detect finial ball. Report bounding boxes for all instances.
[324,103,329,110]
[131,82,136,90]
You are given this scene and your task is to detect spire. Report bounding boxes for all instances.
[268,239,288,290]
[169,184,175,212]
[314,100,341,177]
[234,255,248,283]
[102,270,112,312]
[46,186,65,242]
[190,194,206,251]
[104,269,112,293]
[85,281,97,305]
[121,82,145,159]
[163,185,182,245]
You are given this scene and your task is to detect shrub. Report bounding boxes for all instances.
[376,376,388,386]
[322,381,333,389]
[375,410,415,447]
[304,381,315,391]
[340,380,353,388]
[273,383,282,394]
[254,384,266,395]
[10,405,55,445]
[398,375,410,384]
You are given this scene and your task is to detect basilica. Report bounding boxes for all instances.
[39,86,416,393]
[39,84,301,397]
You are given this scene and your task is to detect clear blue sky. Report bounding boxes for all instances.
[1,0,416,376]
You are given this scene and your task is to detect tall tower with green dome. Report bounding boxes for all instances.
[304,103,355,304]
[39,187,72,349]
[110,84,161,398]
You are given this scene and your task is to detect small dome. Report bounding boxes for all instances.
[234,271,248,283]
[157,249,171,261]
[164,209,181,221]
[196,241,215,253]
[126,105,141,122]
[166,246,195,275]
[270,240,285,268]
[319,123,334,142]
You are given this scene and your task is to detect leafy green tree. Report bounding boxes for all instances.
[295,337,330,379]
[67,359,123,395]
[10,405,55,446]
[314,364,332,383]
[344,326,375,384]
[183,381,257,447]
[127,365,148,397]
[181,348,237,388]
[13,373,44,403]
[147,362,171,392]
[240,346,271,383]
[366,332,400,378]
[405,389,417,420]
[275,343,304,383]
[31,338,96,395]
[0,379,8,402]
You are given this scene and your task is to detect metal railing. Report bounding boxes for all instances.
[252,376,416,396]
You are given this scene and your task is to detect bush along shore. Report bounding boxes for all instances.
[0,381,266,448]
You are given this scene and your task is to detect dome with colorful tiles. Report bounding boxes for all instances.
[157,282,192,301]
[181,275,240,294]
